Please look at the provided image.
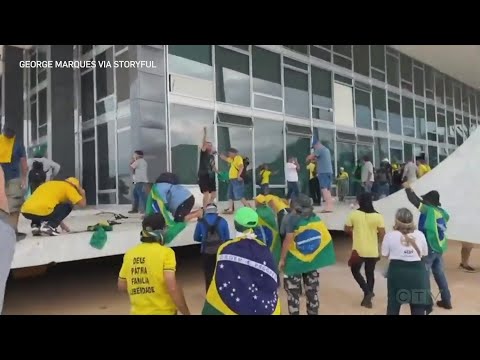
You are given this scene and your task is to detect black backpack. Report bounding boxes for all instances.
[29,160,46,184]
[201,217,223,255]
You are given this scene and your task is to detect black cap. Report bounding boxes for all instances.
[155,172,179,185]
[421,191,441,207]
[142,213,166,231]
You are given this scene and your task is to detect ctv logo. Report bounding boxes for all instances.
[396,289,441,303]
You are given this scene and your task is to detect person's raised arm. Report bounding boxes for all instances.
[219,154,229,162]
[403,183,421,209]
[201,127,208,151]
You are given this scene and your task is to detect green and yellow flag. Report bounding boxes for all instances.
[145,187,186,244]
[284,215,335,276]
[202,235,281,315]
[254,205,281,266]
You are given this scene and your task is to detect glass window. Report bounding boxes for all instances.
[413,67,424,96]
[371,69,385,82]
[390,140,403,165]
[115,45,127,53]
[370,45,385,71]
[313,127,335,175]
[469,94,476,115]
[372,87,387,131]
[374,137,389,168]
[403,142,413,162]
[445,77,453,107]
[38,88,47,126]
[30,100,37,142]
[284,57,308,71]
[353,45,369,77]
[82,136,97,205]
[415,106,426,140]
[454,85,461,110]
[333,55,352,70]
[333,45,352,57]
[464,116,471,138]
[387,54,399,87]
[168,45,213,80]
[462,86,469,113]
[115,51,130,103]
[254,119,285,185]
[334,82,355,127]
[81,71,94,121]
[95,48,114,100]
[388,98,401,135]
[30,65,37,90]
[402,97,415,137]
[311,66,332,109]
[424,65,433,90]
[117,128,132,204]
[400,54,412,82]
[98,193,117,205]
[310,46,331,62]
[426,104,437,142]
[284,68,309,118]
[253,94,282,112]
[447,111,455,145]
[437,112,446,144]
[284,45,308,55]
[170,104,214,185]
[215,46,250,107]
[355,89,371,129]
[428,145,438,168]
[456,114,464,146]
[97,122,117,191]
[81,45,93,55]
[435,74,445,105]
[252,46,282,98]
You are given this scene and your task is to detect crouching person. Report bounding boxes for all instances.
[118,213,190,315]
[20,177,86,236]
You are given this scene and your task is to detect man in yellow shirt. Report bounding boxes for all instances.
[118,213,190,315]
[306,160,320,205]
[416,158,432,178]
[344,192,385,308]
[259,164,272,195]
[21,177,87,236]
[336,167,349,202]
[220,148,250,213]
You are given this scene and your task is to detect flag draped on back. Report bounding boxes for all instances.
[255,205,281,266]
[285,215,335,276]
[145,188,187,244]
[419,204,449,254]
[202,235,281,315]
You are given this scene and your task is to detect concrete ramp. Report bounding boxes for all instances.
[374,128,480,244]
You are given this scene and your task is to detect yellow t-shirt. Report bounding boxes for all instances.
[260,170,272,185]
[337,171,349,180]
[227,155,244,179]
[345,210,385,258]
[21,181,83,216]
[119,242,177,315]
[306,163,316,180]
[265,194,289,212]
[417,164,431,178]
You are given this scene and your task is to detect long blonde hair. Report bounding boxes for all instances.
[393,208,418,250]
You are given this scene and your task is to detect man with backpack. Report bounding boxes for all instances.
[193,203,231,291]
[27,149,61,194]
[375,159,390,199]
[220,148,250,214]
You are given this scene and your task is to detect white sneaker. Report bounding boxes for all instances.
[32,225,41,236]
[40,223,61,236]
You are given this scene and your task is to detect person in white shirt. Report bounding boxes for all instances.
[360,155,374,193]
[381,208,431,315]
[129,150,149,214]
[285,157,300,200]
[402,160,418,183]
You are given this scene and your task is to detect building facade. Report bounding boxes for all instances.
[1,45,478,205]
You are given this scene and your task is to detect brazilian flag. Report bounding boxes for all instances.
[284,215,335,276]
[418,204,449,254]
[202,235,281,315]
[254,205,281,266]
[145,187,187,245]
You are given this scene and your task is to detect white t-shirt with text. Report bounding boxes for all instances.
[285,162,299,182]
[381,230,428,262]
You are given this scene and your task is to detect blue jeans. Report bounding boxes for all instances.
[424,251,451,306]
[287,181,299,200]
[377,183,390,199]
[133,182,147,213]
[228,179,245,200]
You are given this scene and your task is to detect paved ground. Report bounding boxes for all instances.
[4,233,480,315]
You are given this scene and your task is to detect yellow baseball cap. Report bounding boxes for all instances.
[65,177,80,188]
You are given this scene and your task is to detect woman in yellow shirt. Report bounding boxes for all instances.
[344,192,385,308]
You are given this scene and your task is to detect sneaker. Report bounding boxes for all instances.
[32,225,41,236]
[40,224,61,236]
[361,293,374,309]
[459,263,476,272]
[436,300,452,310]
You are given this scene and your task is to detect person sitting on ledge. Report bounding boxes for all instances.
[20,177,87,236]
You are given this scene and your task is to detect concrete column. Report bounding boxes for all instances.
[3,46,24,142]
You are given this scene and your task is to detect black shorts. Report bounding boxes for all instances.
[198,174,216,193]
[174,195,195,222]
